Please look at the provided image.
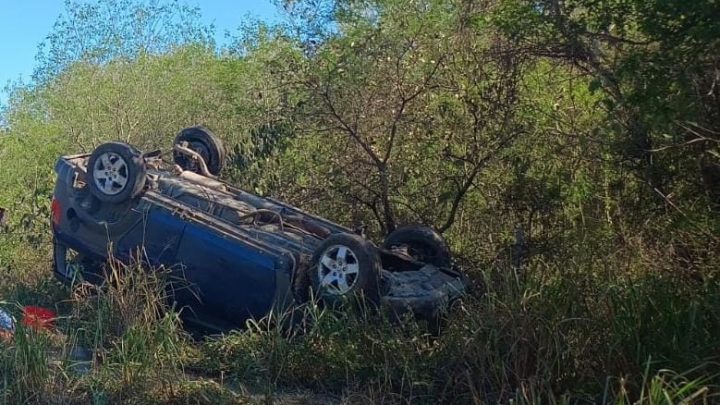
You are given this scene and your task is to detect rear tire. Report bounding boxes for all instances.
[87,142,146,204]
[173,126,226,175]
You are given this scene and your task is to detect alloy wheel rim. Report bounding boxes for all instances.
[92,152,129,195]
[317,245,360,295]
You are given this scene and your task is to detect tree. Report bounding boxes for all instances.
[285,0,529,235]
[33,0,213,84]
[494,0,720,207]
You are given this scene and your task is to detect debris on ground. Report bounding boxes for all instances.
[0,308,15,341]
[21,305,56,331]
[67,346,94,375]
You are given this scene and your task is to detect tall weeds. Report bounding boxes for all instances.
[0,256,197,404]
[0,223,718,404]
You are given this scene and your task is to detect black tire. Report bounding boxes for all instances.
[383,225,452,268]
[173,126,226,175]
[87,142,147,204]
[310,233,381,305]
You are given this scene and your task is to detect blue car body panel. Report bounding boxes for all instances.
[175,223,278,324]
[116,206,186,265]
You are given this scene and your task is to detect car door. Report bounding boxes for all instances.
[115,201,187,266]
[173,220,279,328]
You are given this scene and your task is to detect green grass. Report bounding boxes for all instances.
[0,227,718,404]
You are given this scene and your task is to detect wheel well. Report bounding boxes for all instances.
[379,249,425,272]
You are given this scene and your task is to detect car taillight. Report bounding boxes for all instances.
[51,197,62,226]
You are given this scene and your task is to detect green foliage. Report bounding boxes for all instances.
[0,0,719,403]
[274,0,531,235]
[493,0,720,219]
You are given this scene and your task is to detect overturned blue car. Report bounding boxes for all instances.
[51,126,467,332]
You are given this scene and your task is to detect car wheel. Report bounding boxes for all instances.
[87,142,147,204]
[53,242,105,284]
[383,225,452,268]
[311,233,381,305]
[173,126,226,175]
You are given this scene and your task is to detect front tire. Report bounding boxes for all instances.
[383,225,452,268]
[310,233,381,305]
[173,126,226,175]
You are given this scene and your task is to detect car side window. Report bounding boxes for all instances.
[178,195,211,213]
[219,207,243,224]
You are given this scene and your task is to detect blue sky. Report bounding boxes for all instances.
[0,0,280,105]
